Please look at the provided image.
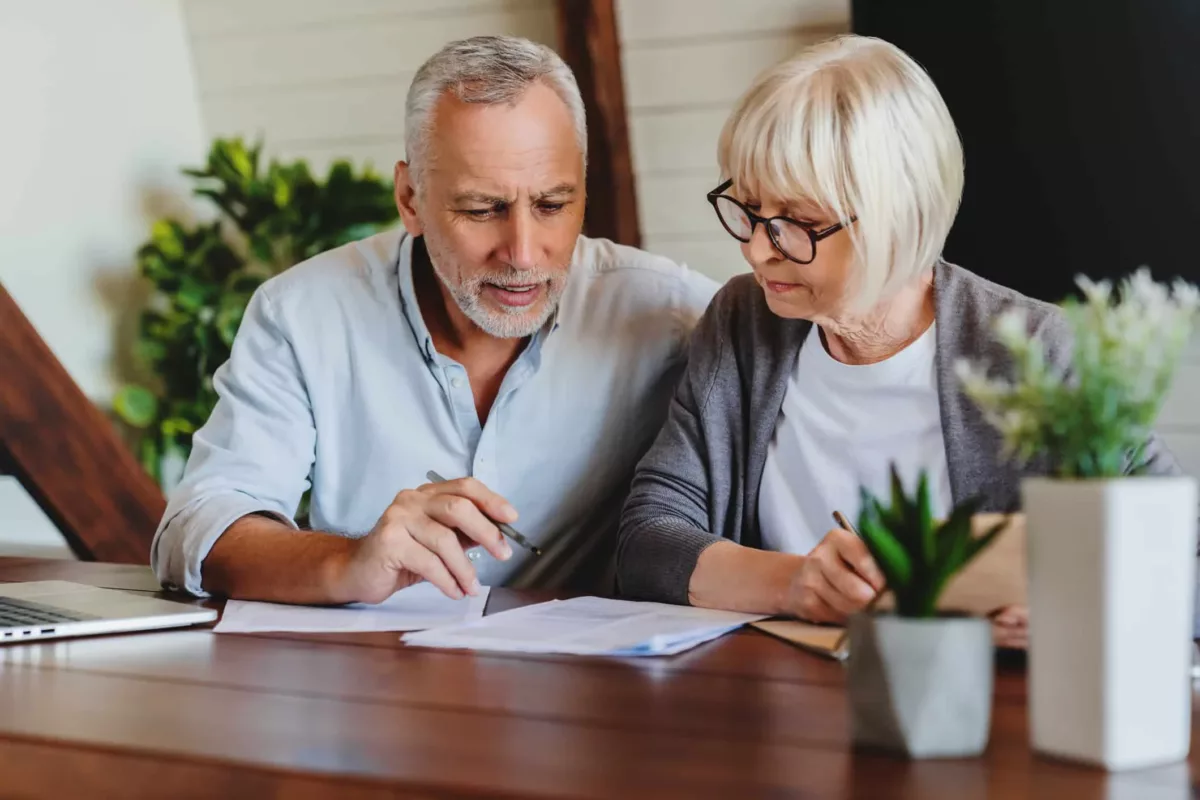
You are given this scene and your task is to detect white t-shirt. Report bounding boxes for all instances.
[757,323,952,555]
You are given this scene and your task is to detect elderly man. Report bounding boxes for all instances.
[151,35,717,603]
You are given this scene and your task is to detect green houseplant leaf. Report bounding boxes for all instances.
[116,136,398,489]
[858,509,912,590]
[856,466,1008,618]
[113,385,158,429]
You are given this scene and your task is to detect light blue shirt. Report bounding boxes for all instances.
[151,228,718,596]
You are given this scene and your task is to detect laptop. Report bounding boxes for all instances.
[0,580,217,643]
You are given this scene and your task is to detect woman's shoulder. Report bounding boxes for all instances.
[705,272,783,331]
[937,261,1067,328]
[935,260,1071,357]
[710,271,762,310]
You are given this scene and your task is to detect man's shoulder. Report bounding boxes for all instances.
[567,235,719,312]
[257,227,403,316]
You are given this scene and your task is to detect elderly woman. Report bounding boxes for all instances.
[616,35,1181,636]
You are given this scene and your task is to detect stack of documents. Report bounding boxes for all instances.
[215,583,490,634]
[402,596,766,656]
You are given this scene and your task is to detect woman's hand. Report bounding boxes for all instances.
[789,527,886,624]
[989,604,1028,649]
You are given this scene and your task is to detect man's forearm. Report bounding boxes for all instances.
[687,540,803,616]
[201,515,360,604]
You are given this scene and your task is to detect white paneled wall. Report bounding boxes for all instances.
[181,0,557,176]
[616,0,851,282]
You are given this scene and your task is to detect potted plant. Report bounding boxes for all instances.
[957,269,1200,770]
[847,468,1007,758]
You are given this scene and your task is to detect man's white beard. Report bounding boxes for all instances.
[430,255,568,339]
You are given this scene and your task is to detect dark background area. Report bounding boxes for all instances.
[852,0,1200,303]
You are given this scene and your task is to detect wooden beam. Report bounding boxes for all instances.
[556,0,642,247]
[0,283,165,563]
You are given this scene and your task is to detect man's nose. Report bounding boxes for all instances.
[503,208,539,271]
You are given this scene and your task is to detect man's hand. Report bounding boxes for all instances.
[789,527,886,624]
[339,477,516,604]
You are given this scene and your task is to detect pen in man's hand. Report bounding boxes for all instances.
[426,471,542,556]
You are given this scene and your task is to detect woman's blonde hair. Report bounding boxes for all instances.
[717,34,964,309]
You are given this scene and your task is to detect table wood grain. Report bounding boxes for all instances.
[0,557,1194,799]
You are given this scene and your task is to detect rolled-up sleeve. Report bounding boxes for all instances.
[150,286,315,596]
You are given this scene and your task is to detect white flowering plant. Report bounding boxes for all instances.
[956,269,1200,478]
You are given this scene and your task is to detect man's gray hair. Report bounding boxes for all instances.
[404,35,588,187]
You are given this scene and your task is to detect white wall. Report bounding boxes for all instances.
[0,0,207,557]
[181,0,558,177]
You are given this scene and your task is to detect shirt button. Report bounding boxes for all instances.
[468,549,481,561]
[450,377,463,389]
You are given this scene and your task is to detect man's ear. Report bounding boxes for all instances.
[394,161,423,236]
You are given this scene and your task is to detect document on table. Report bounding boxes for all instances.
[402,596,766,656]
[215,583,490,634]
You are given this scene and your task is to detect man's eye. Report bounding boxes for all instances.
[461,209,497,220]
[538,203,566,215]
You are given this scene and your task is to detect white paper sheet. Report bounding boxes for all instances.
[215,583,490,634]
[401,596,766,656]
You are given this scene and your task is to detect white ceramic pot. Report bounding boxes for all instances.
[846,613,993,758]
[1024,476,1198,770]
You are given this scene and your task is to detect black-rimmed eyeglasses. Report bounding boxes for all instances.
[706,179,854,265]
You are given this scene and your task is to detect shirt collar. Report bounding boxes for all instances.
[394,232,438,363]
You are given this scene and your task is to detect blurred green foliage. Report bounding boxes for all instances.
[113,138,397,486]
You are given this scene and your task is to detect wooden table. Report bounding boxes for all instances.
[0,557,1194,799]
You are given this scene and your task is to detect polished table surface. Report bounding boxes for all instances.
[0,557,1195,799]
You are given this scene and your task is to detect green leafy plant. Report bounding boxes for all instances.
[113,138,398,485]
[857,467,1007,618]
[956,269,1200,478]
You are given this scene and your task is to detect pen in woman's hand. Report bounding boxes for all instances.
[832,510,884,608]
[832,510,886,653]
[832,511,857,538]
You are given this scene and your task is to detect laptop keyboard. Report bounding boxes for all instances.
[0,597,90,629]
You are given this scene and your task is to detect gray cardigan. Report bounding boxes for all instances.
[616,261,1183,604]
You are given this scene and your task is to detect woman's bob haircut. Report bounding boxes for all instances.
[718,34,965,309]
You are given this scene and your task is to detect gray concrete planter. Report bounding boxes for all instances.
[846,613,993,758]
